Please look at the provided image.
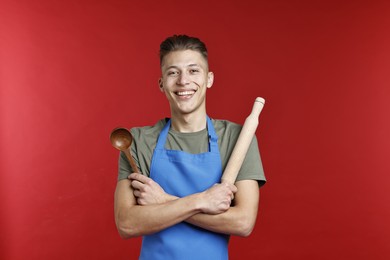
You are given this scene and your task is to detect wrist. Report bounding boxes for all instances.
[164,193,178,203]
[190,192,207,213]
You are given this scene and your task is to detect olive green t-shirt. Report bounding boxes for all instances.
[118,118,266,187]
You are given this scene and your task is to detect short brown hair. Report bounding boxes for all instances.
[159,35,208,66]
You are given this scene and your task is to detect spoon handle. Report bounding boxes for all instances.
[123,149,140,173]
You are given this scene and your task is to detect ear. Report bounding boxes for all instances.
[158,78,164,92]
[207,72,214,88]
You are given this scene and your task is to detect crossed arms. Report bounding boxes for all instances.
[114,172,260,239]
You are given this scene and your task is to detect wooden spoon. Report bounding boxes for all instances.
[110,127,140,173]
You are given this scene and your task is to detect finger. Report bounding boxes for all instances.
[133,190,141,198]
[128,172,142,180]
[129,173,149,183]
[131,180,144,190]
[226,183,238,193]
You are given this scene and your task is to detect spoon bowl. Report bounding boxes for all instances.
[110,127,133,151]
[110,127,140,172]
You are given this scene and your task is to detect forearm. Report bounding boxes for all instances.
[154,199,256,236]
[165,180,260,236]
[115,180,203,238]
[186,206,255,236]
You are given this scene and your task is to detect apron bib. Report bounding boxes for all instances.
[139,117,229,260]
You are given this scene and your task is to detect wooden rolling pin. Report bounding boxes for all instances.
[221,97,265,184]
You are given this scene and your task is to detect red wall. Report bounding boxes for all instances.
[1,0,390,259]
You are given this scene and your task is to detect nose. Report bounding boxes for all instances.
[177,72,190,86]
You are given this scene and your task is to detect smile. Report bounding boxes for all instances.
[175,90,196,96]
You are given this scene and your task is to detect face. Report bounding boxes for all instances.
[159,50,214,116]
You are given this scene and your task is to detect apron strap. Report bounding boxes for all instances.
[155,116,219,153]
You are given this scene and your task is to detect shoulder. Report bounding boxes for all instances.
[211,118,242,138]
[130,119,167,139]
[129,119,168,150]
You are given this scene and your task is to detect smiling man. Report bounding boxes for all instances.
[114,35,266,260]
[159,49,212,125]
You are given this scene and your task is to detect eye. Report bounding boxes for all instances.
[167,71,179,77]
[189,69,200,74]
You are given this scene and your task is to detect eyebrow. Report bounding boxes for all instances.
[165,64,201,70]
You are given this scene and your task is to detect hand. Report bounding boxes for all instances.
[199,182,238,215]
[128,173,174,205]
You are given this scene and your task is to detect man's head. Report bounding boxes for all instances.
[159,35,208,68]
[158,35,214,118]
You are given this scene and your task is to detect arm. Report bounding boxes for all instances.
[129,173,259,237]
[186,180,259,237]
[114,177,236,239]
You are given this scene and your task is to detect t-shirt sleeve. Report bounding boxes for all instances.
[235,136,266,187]
[117,151,131,181]
[116,123,158,181]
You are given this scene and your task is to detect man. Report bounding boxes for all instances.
[114,35,266,259]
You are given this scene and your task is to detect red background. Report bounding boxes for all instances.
[1,0,390,259]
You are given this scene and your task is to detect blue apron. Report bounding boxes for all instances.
[139,117,229,260]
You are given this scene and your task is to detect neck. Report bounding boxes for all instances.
[170,112,207,133]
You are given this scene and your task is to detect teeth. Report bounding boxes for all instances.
[177,91,194,96]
